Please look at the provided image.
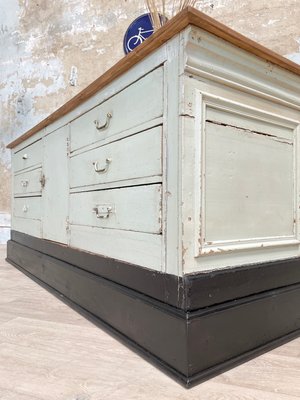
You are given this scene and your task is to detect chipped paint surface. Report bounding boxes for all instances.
[1,0,300,241]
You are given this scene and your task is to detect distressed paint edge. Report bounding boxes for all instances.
[10,231,300,310]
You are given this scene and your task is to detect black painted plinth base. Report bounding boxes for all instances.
[6,232,300,387]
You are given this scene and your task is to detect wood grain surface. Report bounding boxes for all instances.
[0,244,299,399]
[7,6,300,150]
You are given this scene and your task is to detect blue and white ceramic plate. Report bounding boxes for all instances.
[123,13,155,54]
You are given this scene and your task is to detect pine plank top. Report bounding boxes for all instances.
[7,6,300,149]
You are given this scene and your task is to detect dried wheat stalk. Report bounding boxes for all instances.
[146,0,198,30]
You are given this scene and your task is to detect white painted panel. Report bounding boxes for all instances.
[70,127,162,189]
[12,218,42,238]
[14,168,42,197]
[70,225,162,270]
[204,110,295,243]
[13,197,41,220]
[13,139,42,172]
[42,126,69,244]
[70,67,163,151]
[70,184,162,234]
[181,83,300,273]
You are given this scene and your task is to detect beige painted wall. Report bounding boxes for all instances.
[1,0,300,241]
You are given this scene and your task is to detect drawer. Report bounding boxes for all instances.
[70,225,162,270]
[70,127,162,189]
[13,140,42,172]
[70,67,163,151]
[70,184,162,234]
[14,168,42,197]
[13,197,41,220]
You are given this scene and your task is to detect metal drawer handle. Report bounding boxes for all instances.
[94,112,112,130]
[21,180,29,187]
[22,153,28,160]
[93,205,112,219]
[93,158,111,173]
[22,205,29,213]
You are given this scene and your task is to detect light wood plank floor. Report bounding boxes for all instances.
[0,244,299,400]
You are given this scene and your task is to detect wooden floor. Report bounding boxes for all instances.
[0,245,299,400]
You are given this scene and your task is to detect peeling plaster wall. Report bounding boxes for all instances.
[0,0,300,242]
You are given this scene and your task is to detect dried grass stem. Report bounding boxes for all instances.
[146,0,197,30]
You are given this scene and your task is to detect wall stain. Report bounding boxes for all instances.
[0,159,11,213]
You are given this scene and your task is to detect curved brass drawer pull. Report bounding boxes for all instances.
[93,205,112,219]
[94,112,112,130]
[93,158,111,173]
[21,180,29,187]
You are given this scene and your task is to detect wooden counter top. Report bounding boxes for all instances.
[7,6,300,149]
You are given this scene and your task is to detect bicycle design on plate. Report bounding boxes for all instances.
[126,26,154,52]
[123,14,156,54]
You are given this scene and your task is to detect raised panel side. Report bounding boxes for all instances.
[203,106,295,247]
[183,26,300,109]
[181,78,300,272]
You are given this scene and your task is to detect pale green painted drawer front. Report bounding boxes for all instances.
[13,140,42,172]
[70,127,162,189]
[70,67,163,152]
[13,197,41,220]
[70,184,162,234]
[14,168,42,197]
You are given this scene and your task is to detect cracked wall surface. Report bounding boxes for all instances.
[0,0,300,242]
